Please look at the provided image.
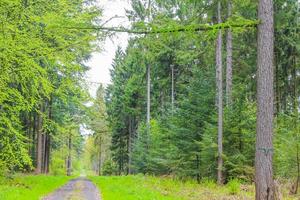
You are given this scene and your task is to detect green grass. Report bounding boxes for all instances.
[90,175,179,200]
[91,175,300,200]
[90,175,255,200]
[0,174,73,200]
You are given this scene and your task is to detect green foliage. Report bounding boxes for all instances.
[274,113,300,178]
[102,159,119,176]
[82,85,111,175]
[50,150,66,176]
[106,0,298,186]
[0,0,102,174]
[226,179,241,195]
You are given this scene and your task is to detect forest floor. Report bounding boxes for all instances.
[0,175,72,200]
[43,177,101,200]
[90,175,300,200]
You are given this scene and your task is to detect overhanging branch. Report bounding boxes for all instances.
[53,21,259,35]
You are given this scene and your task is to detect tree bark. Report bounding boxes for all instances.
[255,0,274,199]
[146,64,151,145]
[226,0,233,106]
[216,0,223,185]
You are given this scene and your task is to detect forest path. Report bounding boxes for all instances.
[42,177,101,200]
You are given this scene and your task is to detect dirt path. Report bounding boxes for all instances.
[42,178,101,200]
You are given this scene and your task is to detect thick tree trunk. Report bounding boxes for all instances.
[255,0,274,199]
[226,0,233,106]
[216,0,223,185]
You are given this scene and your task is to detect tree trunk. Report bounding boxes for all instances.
[44,97,52,174]
[255,0,274,199]
[67,132,72,176]
[226,0,233,106]
[44,134,50,174]
[32,112,38,166]
[146,64,151,146]
[171,64,175,110]
[36,105,43,174]
[216,0,223,185]
[98,137,102,176]
[128,117,132,174]
[42,133,46,173]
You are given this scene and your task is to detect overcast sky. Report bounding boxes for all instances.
[85,0,131,97]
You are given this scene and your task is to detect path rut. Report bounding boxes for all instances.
[42,178,101,200]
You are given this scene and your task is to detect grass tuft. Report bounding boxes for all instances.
[226,179,241,195]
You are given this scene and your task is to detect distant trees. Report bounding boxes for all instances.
[0,0,101,175]
[94,86,111,175]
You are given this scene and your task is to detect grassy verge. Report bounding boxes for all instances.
[90,175,252,200]
[90,175,178,200]
[0,174,73,200]
[91,175,300,200]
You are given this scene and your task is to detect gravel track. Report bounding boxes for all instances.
[42,178,101,200]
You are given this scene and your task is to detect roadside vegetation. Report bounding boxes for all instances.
[91,175,300,200]
[0,175,72,200]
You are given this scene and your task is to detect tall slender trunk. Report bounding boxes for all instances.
[44,134,50,174]
[98,137,102,176]
[171,64,175,111]
[145,0,151,149]
[128,117,132,174]
[67,132,72,176]
[216,0,223,185]
[196,155,200,183]
[275,49,280,114]
[36,105,43,174]
[32,112,38,165]
[42,133,46,173]
[44,97,52,174]
[255,0,274,199]
[146,64,151,141]
[226,0,233,106]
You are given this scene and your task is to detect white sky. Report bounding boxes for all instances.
[85,0,131,97]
